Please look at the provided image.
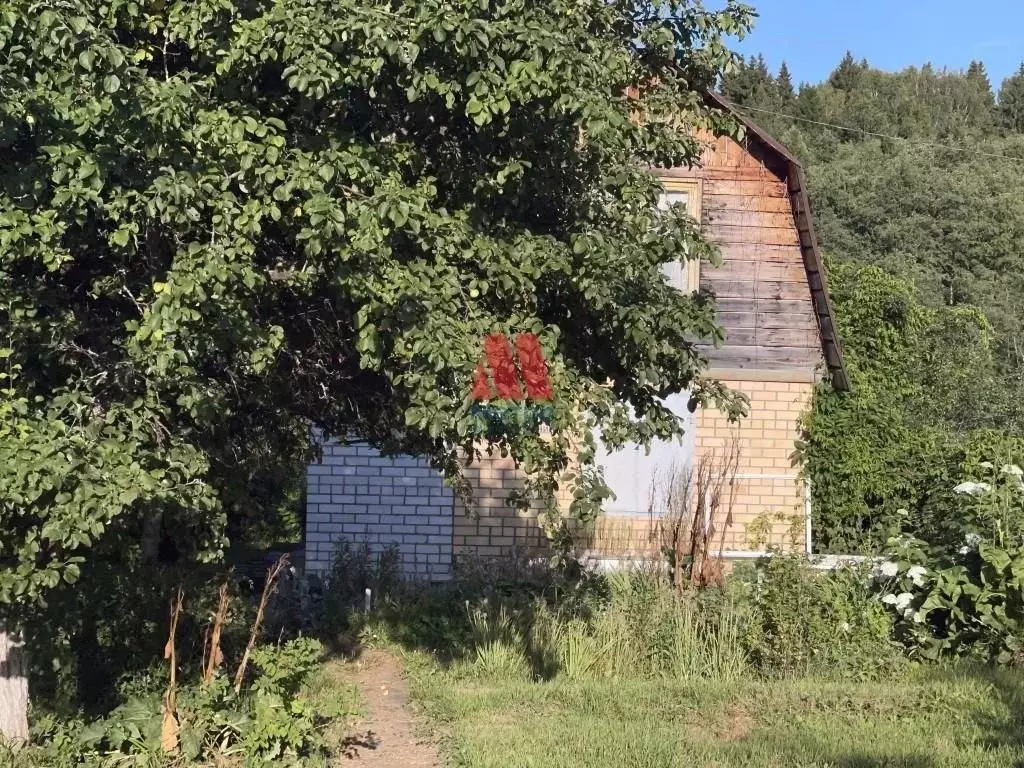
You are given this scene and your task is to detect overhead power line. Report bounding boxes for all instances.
[732,103,1024,164]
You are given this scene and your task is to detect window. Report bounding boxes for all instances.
[657,178,701,293]
[594,393,697,517]
[594,178,702,517]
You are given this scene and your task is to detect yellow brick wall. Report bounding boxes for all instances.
[454,377,814,562]
[695,377,813,552]
[453,451,571,561]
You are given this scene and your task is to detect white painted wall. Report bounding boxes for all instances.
[305,442,453,580]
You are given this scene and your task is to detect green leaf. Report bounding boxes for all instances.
[0,0,758,641]
[78,721,107,747]
[63,563,80,584]
[981,543,1012,572]
[180,724,202,760]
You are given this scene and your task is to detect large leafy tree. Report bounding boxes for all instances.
[807,139,1024,373]
[0,0,752,734]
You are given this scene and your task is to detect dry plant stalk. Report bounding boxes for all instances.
[233,554,289,694]
[200,625,209,679]
[202,581,231,686]
[161,587,184,754]
[649,437,740,591]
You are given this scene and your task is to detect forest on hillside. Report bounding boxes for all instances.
[721,55,1024,552]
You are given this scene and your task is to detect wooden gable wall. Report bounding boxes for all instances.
[661,134,822,373]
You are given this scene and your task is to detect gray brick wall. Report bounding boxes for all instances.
[305,442,454,580]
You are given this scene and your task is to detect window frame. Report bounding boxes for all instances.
[657,177,702,293]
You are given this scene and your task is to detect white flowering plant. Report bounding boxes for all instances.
[875,532,933,642]
[952,461,1024,548]
[877,462,1024,664]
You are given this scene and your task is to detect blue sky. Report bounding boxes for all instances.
[731,0,1024,91]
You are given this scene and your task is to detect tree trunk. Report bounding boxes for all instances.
[0,625,29,744]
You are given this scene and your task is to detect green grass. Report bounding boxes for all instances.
[406,657,1024,768]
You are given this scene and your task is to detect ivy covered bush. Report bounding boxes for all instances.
[800,262,1024,554]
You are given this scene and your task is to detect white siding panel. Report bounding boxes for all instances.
[595,392,696,517]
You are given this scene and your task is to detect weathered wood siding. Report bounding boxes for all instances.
[661,134,821,372]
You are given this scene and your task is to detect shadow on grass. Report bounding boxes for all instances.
[719,730,938,768]
[962,665,1024,759]
[317,553,609,677]
[832,759,933,768]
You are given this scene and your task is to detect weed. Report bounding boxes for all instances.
[465,603,531,680]
[318,541,403,638]
[649,440,740,591]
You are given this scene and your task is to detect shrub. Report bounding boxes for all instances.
[883,535,1024,664]
[55,638,333,767]
[241,689,322,765]
[818,561,904,676]
[357,552,612,661]
[25,560,257,717]
[521,569,747,681]
[743,554,828,676]
[17,568,345,768]
[744,554,900,678]
[251,637,324,698]
[360,556,750,682]
[648,442,741,591]
[465,603,532,680]
[263,566,318,640]
[451,551,611,617]
[799,260,1023,555]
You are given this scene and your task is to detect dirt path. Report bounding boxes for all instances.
[341,650,440,767]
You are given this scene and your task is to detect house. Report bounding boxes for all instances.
[303,94,848,580]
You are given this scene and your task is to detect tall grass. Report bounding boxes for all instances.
[466,602,531,680]
[465,569,748,682]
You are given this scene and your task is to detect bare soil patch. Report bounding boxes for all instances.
[341,650,439,767]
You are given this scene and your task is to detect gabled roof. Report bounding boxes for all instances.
[704,91,849,391]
